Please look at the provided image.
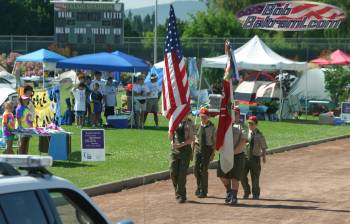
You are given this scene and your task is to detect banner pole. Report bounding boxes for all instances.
[195,60,202,125]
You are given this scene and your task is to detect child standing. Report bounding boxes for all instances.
[72,83,86,127]
[241,116,268,200]
[193,107,216,198]
[2,101,16,154]
[90,83,103,127]
[16,95,33,155]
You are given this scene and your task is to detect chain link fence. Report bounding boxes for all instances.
[1,35,350,63]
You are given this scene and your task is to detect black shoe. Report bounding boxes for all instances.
[225,190,233,204]
[195,189,201,197]
[229,196,238,205]
[198,193,207,198]
[243,194,250,199]
[253,195,260,200]
[177,198,186,203]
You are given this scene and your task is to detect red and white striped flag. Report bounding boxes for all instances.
[162,5,190,134]
[215,40,238,173]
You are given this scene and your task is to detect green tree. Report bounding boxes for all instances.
[0,0,53,35]
[324,66,350,105]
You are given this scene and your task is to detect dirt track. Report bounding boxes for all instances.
[94,138,350,224]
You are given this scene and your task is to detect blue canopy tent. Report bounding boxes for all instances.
[16,49,67,63]
[56,52,148,72]
[15,49,67,87]
[57,51,149,128]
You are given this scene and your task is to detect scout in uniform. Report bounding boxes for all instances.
[217,107,248,205]
[241,116,268,200]
[169,114,195,203]
[193,107,216,198]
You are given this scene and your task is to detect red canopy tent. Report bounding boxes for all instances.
[311,49,350,65]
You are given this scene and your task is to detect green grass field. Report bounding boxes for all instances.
[27,115,350,188]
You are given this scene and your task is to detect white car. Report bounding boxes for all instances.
[0,155,131,224]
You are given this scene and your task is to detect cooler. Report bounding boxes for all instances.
[107,115,129,128]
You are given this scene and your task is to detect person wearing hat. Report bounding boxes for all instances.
[169,112,195,203]
[90,71,105,95]
[193,107,216,198]
[16,95,34,154]
[145,73,161,128]
[132,74,149,128]
[217,106,248,205]
[241,116,268,200]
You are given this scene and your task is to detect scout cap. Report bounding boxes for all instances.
[247,116,258,124]
[199,107,209,116]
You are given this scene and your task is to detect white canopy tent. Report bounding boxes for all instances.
[201,35,307,71]
[201,35,308,119]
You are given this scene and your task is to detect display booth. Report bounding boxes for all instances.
[57,51,149,128]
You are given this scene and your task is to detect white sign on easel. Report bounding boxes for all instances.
[341,102,350,123]
[81,129,105,161]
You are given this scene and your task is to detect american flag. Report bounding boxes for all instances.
[162,5,190,134]
[215,40,238,173]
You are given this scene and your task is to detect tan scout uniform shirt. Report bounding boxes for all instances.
[195,121,216,146]
[173,118,195,146]
[233,123,248,155]
[247,129,268,156]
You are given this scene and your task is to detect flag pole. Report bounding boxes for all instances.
[154,0,158,64]
[195,61,203,125]
[131,69,135,128]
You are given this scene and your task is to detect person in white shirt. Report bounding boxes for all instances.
[90,71,105,95]
[133,75,149,129]
[145,74,161,128]
[72,83,86,127]
[104,77,117,122]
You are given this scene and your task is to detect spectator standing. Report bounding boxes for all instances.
[132,75,148,129]
[104,77,117,122]
[145,74,161,128]
[16,95,34,154]
[2,101,16,154]
[90,71,105,94]
[72,83,86,127]
[90,83,103,127]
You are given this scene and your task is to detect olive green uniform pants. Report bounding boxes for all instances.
[241,156,261,197]
[170,145,192,200]
[193,145,212,195]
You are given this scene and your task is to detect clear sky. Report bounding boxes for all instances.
[119,0,200,10]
